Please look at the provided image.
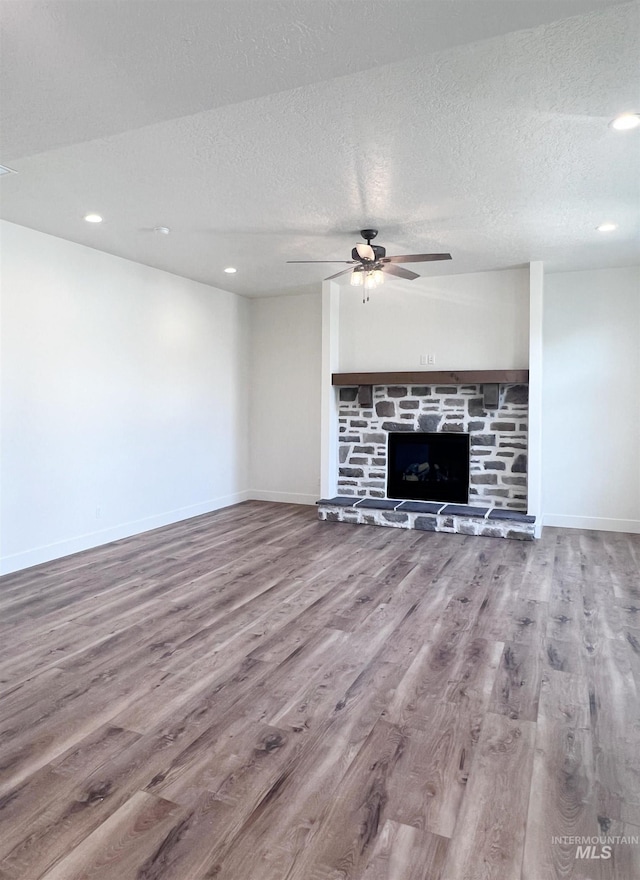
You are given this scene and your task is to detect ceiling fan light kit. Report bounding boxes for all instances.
[287,228,452,302]
[350,267,364,286]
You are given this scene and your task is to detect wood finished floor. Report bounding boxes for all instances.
[0,501,639,880]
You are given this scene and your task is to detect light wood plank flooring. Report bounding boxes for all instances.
[0,501,639,879]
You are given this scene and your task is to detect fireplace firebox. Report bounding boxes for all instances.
[387,432,470,504]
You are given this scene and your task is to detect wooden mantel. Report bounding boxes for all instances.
[331,369,529,386]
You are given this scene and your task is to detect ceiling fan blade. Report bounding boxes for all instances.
[287,260,355,264]
[324,267,356,281]
[383,264,420,281]
[355,243,375,261]
[383,253,452,264]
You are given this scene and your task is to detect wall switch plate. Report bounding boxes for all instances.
[420,354,428,365]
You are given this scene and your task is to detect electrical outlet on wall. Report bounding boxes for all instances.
[420,354,436,365]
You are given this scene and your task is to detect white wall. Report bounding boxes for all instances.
[338,268,530,372]
[249,292,322,504]
[0,220,250,574]
[542,266,640,533]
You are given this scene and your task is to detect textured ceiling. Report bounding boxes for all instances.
[1,0,638,297]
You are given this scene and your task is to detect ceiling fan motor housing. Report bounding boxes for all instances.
[352,244,386,261]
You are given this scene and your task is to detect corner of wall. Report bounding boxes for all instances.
[320,281,340,498]
[527,262,544,537]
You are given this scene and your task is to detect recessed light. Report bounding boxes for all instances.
[84,213,103,223]
[611,113,640,131]
[597,223,618,232]
[154,226,171,235]
[224,267,237,274]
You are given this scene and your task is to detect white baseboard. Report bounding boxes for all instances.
[0,491,252,576]
[249,490,318,506]
[542,514,640,535]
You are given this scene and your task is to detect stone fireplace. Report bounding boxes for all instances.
[318,378,535,540]
[337,382,528,509]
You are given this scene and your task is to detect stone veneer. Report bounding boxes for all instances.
[337,383,528,510]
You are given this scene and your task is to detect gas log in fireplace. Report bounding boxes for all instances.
[387,432,470,504]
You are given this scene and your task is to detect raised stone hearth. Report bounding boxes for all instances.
[337,382,528,510]
[317,497,536,541]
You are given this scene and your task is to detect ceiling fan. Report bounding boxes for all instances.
[287,228,451,300]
